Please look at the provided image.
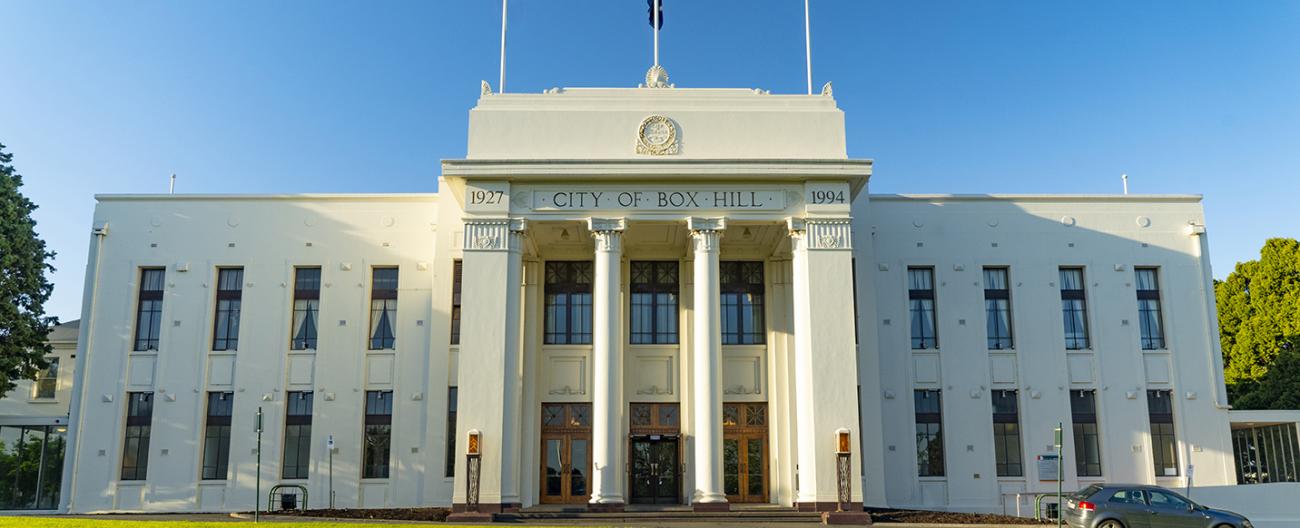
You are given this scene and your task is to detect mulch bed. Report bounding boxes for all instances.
[867,507,1050,524]
[282,507,451,522]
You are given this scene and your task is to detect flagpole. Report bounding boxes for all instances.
[499,0,508,92]
[653,0,660,66]
[804,0,813,94]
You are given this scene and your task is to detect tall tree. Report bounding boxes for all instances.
[0,143,56,396]
[1216,237,1300,409]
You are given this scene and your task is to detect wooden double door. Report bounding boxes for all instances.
[539,403,592,504]
[723,402,769,503]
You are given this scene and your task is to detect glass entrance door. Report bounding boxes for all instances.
[630,436,679,504]
[539,403,591,504]
[722,402,768,503]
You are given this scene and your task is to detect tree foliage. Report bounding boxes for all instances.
[0,143,55,396]
[1216,237,1300,409]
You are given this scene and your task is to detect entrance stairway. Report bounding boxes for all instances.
[509,504,827,523]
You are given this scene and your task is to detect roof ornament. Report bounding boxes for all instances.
[821,81,833,97]
[643,64,673,89]
[481,80,492,96]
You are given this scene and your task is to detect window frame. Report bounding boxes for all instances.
[908,267,938,350]
[629,261,680,345]
[133,268,166,351]
[200,391,234,480]
[914,389,945,477]
[368,267,399,350]
[991,390,1023,477]
[1059,267,1091,350]
[450,260,463,345]
[1071,389,1103,477]
[282,391,314,480]
[362,390,393,479]
[983,267,1014,350]
[120,392,154,481]
[33,357,58,399]
[211,267,244,351]
[444,387,457,478]
[543,261,594,345]
[720,261,766,345]
[1135,267,1166,350]
[290,267,322,350]
[1147,389,1180,477]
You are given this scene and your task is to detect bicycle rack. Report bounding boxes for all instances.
[268,483,309,512]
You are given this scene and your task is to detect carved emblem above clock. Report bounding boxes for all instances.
[636,115,679,155]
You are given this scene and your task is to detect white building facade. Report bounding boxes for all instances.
[58,78,1258,515]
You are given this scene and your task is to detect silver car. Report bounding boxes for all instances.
[1063,484,1253,528]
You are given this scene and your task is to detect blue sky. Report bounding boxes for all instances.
[2,1,1298,320]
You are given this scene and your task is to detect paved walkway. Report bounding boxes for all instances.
[42,512,1042,527]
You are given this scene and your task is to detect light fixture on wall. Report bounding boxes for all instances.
[560,228,571,241]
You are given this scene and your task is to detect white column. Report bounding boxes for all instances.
[688,217,728,507]
[589,218,626,507]
[787,217,864,510]
[452,217,527,511]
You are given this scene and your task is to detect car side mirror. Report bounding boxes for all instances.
[1186,503,1196,512]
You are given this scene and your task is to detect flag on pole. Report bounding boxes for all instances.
[647,0,663,29]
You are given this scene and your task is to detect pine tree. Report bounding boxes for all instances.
[0,142,56,397]
[1216,238,1300,409]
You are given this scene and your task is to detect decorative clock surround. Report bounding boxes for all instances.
[636,115,679,155]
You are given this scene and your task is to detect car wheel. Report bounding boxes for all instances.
[1097,520,1124,528]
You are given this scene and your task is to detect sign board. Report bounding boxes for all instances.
[327,434,335,450]
[531,189,788,212]
[1037,454,1060,481]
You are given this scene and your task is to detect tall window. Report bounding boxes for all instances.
[201,392,233,480]
[720,261,765,345]
[133,268,165,351]
[211,268,243,351]
[369,268,398,350]
[450,260,463,345]
[33,358,58,399]
[282,391,313,479]
[983,268,1013,350]
[363,390,393,479]
[290,268,321,350]
[544,261,593,344]
[914,390,945,477]
[1136,268,1165,350]
[1148,390,1179,477]
[121,392,154,480]
[1071,390,1103,477]
[630,261,679,344]
[991,390,1023,477]
[445,387,457,478]
[1059,268,1090,350]
[908,268,937,349]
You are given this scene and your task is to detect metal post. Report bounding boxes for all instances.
[1056,422,1063,528]
[499,0,507,93]
[804,0,813,94]
[653,0,660,66]
[255,407,264,522]
[327,434,335,509]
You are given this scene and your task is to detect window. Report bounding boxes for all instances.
[121,392,154,480]
[444,387,457,478]
[1071,390,1103,477]
[983,268,1013,350]
[630,261,679,344]
[33,358,58,399]
[450,260,463,345]
[133,268,165,351]
[991,390,1023,477]
[201,392,233,480]
[720,261,765,345]
[1059,268,1090,350]
[290,268,321,350]
[1136,268,1165,350]
[369,268,398,350]
[914,390,945,477]
[908,268,937,349]
[544,261,593,345]
[1109,489,1144,504]
[1147,489,1191,510]
[1148,390,1179,476]
[282,391,313,479]
[363,390,393,479]
[211,268,244,351]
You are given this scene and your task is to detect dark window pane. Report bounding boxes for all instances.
[908,268,937,349]
[369,268,398,349]
[134,269,166,351]
[720,262,765,345]
[544,262,594,344]
[914,390,944,476]
[291,268,321,350]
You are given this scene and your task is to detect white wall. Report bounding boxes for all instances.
[1188,483,1300,528]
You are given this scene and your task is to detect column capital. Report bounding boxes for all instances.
[687,216,727,233]
[786,216,852,251]
[587,218,625,253]
[587,217,626,233]
[462,217,528,252]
